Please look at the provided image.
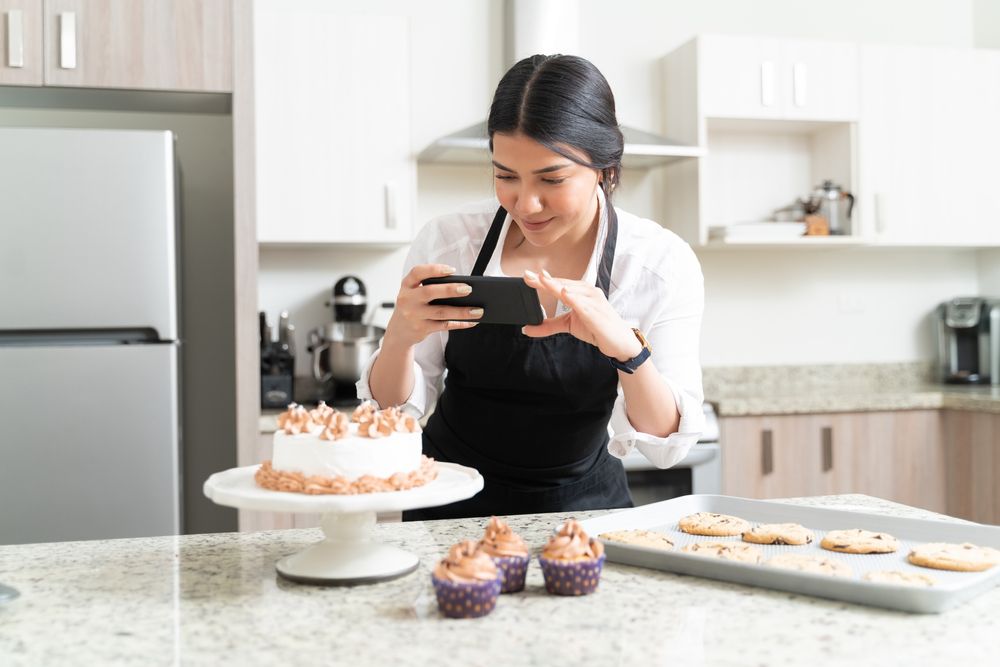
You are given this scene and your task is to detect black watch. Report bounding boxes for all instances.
[608,328,652,374]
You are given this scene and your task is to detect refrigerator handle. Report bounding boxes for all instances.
[59,11,76,69]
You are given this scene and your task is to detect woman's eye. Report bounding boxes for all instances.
[494,174,516,181]
[543,178,566,185]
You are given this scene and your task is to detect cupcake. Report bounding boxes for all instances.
[478,516,530,593]
[538,519,606,596]
[431,540,502,619]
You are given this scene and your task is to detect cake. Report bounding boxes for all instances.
[477,516,530,593]
[538,519,606,596]
[254,401,437,494]
[431,540,503,619]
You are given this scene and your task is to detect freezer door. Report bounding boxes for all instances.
[0,344,180,544]
[0,128,178,340]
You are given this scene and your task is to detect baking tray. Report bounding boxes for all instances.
[579,495,1000,614]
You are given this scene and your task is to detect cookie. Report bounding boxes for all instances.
[765,553,853,578]
[678,512,750,537]
[820,529,899,554]
[598,529,674,551]
[742,523,814,546]
[907,542,1000,572]
[681,541,762,563]
[863,570,936,587]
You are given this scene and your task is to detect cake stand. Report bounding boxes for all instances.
[203,462,483,585]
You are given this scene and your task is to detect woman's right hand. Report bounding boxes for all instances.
[383,264,483,349]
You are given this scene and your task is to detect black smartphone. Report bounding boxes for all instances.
[422,275,544,326]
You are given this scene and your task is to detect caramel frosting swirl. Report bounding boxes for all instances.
[351,401,376,424]
[433,540,499,584]
[478,516,529,558]
[277,403,314,435]
[318,411,350,441]
[542,519,604,561]
[309,401,335,424]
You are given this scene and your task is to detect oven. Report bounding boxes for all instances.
[620,403,721,505]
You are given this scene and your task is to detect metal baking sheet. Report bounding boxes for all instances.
[579,495,1000,614]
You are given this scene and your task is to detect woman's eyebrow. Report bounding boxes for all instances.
[492,160,573,175]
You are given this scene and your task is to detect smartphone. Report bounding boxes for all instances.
[422,275,544,326]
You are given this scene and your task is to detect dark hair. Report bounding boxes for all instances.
[487,54,624,201]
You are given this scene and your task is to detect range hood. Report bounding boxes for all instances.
[418,0,705,169]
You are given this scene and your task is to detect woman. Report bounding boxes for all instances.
[359,54,705,520]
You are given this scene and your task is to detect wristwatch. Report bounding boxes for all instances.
[608,328,652,374]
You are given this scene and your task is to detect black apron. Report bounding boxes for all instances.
[404,204,633,520]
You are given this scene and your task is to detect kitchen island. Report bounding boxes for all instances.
[1,494,998,666]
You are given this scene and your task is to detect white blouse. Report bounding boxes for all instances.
[357,188,705,469]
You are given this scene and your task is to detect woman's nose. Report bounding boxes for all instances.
[514,188,543,216]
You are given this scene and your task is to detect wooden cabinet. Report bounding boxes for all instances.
[0,0,43,85]
[697,34,858,122]
[1,0,230,91]
[856,44,1000,246]
[943,410,1000,524]
[721,410,947,514]
[252,2,414,244]
[41,0,231,91]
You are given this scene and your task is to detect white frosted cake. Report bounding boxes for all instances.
[255,402,437,494]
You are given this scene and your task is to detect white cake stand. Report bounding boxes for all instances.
[203,462,483,585]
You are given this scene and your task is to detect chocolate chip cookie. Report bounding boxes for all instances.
[678,512,750,537]
[765,553,854,578]
[863,570,936,587]
[907,542,1000,572]
[820,529,899,554]
[742,523,814,546]
[598,529,674,551]
[681,541,762,563]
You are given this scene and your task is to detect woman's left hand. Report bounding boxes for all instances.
[522,269,642,361]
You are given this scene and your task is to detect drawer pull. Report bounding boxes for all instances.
[761,429,773,475]
[59,11,76,69]
[6,10,24,68]
[822,426,834,472]
[760,61,775,107]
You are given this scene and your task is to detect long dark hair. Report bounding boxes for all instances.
[487,54,624,201]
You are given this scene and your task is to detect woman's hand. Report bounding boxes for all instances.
[522,269,642,362]
[383,264,483,349]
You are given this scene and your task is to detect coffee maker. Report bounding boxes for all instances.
[934,298,1000,385]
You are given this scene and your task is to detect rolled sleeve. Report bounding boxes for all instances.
[607,379,705,468]
[356,348,429,417]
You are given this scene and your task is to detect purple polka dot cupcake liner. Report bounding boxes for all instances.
[538,553,606,596]
[431,574,502,619]
[491,554,530,593]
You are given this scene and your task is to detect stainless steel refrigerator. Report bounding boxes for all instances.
[0,127,182,545]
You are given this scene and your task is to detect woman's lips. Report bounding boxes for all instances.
[521,217,554,232]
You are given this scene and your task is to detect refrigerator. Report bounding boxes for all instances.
[0,127,182,545]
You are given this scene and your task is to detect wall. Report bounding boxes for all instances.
[0,92,239,533]
[259,0,993,373]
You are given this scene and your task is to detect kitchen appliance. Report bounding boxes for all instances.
[619,403,721,504]
[330,275,367,323]
[806,179,854,235]
[0,128,182,545]
[261,311,295,408]
[934,297,1000,385]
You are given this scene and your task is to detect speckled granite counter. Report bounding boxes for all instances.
[1,494,998,666]
[704,362,1000,417]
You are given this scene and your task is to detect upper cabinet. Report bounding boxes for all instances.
[252,3,414,244]
[1,0,231,92]
[0,0,43,86]
[698,35,859,122]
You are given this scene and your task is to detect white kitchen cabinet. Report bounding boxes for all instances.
[0,0,43,86]
[696,34,858,122]
[858,45,1000,247]
[253,3,414,244]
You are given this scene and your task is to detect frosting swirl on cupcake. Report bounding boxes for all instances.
[542,519,604,561]
[433,540,499,583]
[478,516,529,558]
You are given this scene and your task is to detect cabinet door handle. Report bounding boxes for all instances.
[384,181,397,230]
[59,11,76,69]
[761,429,773,475]
[821,426,834,472]
[792,62,807,107]
[760,61,775,107]
[6,9,24,68]
[874,192,888,235]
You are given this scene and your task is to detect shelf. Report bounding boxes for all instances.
[417,121,705,169]
[696,237,1000,251]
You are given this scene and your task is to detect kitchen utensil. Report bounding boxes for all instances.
[580,495,1000,614]
[806,180,854,235]
[308,322,384,385]
[278,311,290,346]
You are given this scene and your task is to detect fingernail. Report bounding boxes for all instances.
[469,308,484,317]
[456,285,472,295]
[541,269,552,278]
[442,266,457,274]
[520,326,527,335]
[524,269,538,280]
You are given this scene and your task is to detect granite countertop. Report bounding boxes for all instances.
[2,494,999,666]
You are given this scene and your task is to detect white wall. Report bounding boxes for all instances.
[259,0,994,374]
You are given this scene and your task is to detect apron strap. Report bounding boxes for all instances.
[472,199,619,295]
